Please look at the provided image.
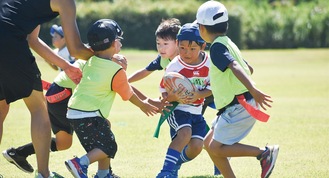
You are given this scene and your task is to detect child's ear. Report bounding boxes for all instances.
[201,42,207,50]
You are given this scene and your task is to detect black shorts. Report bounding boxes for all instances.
[69,117,117,158]
[0,33,42,104]
[46,83,73,135]
[47,97,73,135]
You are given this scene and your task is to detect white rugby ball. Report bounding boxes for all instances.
[163,72,195,98]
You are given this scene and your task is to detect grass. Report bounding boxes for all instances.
[0,49,328,178]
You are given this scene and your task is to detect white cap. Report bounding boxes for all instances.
[196,1,228,26]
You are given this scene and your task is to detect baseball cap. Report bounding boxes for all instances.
[50,24,64,37]
[87,19,123,51]
[196,1,228,26]
[177,23,205,43]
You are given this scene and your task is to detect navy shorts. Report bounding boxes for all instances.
[69,116,117,158]
[46,83,73,135]
[0,32,42,103]
[167,109,207,140]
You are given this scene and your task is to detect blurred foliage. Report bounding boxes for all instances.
[40,0,329,49]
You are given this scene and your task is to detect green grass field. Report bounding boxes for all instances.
[0,49,328,178]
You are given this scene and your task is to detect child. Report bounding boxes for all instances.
[196,1,279,178]
[2,56,124,177]
[128,18,181,83]
[47,24,76,71]
[156,23,212,178]
[64,19,162,178]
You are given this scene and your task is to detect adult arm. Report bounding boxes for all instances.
[50,0,93,60]
[27,26,82,84]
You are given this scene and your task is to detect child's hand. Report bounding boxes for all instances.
[250,88,273,110]
[148,97,172,115]
[139,100,160,117]
[112,54,127,70]
[166,87,194,104]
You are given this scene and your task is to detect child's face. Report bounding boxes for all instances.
[178,40,204,65]
[51,33,66,49]
[156,37,178,60]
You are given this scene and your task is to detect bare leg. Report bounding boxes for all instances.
[23,90,51,177]
[206,136,264,178]
[55,131,73,151]
[0,100,9,144]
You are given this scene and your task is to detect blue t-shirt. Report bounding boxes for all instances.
[145,55,164,71]
[209,43,235,72]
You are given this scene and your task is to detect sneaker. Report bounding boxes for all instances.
[111,172,120,178]
[94,173,119,178]
[259,145,279,178]
[171,163,181,177]
[35,171,64,178]
[65,157,88,178]
[156,171,176,178]
[2,147,34,173]
[51,172,64,178]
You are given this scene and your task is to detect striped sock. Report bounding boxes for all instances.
[177,146,192,165]
[160,148,180,172]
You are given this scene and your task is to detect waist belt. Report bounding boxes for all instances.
[42,80,72,103]
[236,95,269,122]
[217,92,270,122]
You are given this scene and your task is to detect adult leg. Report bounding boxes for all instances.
[0,100,9,144]
[23,90,51,177]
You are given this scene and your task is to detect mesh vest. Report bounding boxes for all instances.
[160,57,171,69]
[54,60,86,90]
[210,36,251,109]
[68,56,122,118]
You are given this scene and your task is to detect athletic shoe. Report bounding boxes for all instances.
[2,147,34,173]
[171,163,181,177]
[34,171,64,178]
[111,172,120,178]
[51,172,64,178]
[94,173,120,178]
[258,145,279,178]
[156,171,176,178]
[65,157,88,178]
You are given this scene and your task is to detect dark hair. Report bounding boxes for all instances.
[203,22,228,34]
[178,40,204,48]
[155,18,181,41]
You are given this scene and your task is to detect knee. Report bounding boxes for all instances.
[189,140,203,154]
[56,141,72,151]
[207,142,224,157]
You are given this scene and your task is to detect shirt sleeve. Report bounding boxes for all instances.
[112,69,134,101]
[209,43,235,72]
[145,55,163,71]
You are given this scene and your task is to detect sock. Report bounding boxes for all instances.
[50,138,58,152]
[176,146,192,165]
[97,169,109,178]
[16,143,35,157]
[161,148,180,172]
[80,155,90,166]
[16,137,58,157]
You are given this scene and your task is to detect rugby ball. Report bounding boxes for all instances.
[163,72,195,98]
